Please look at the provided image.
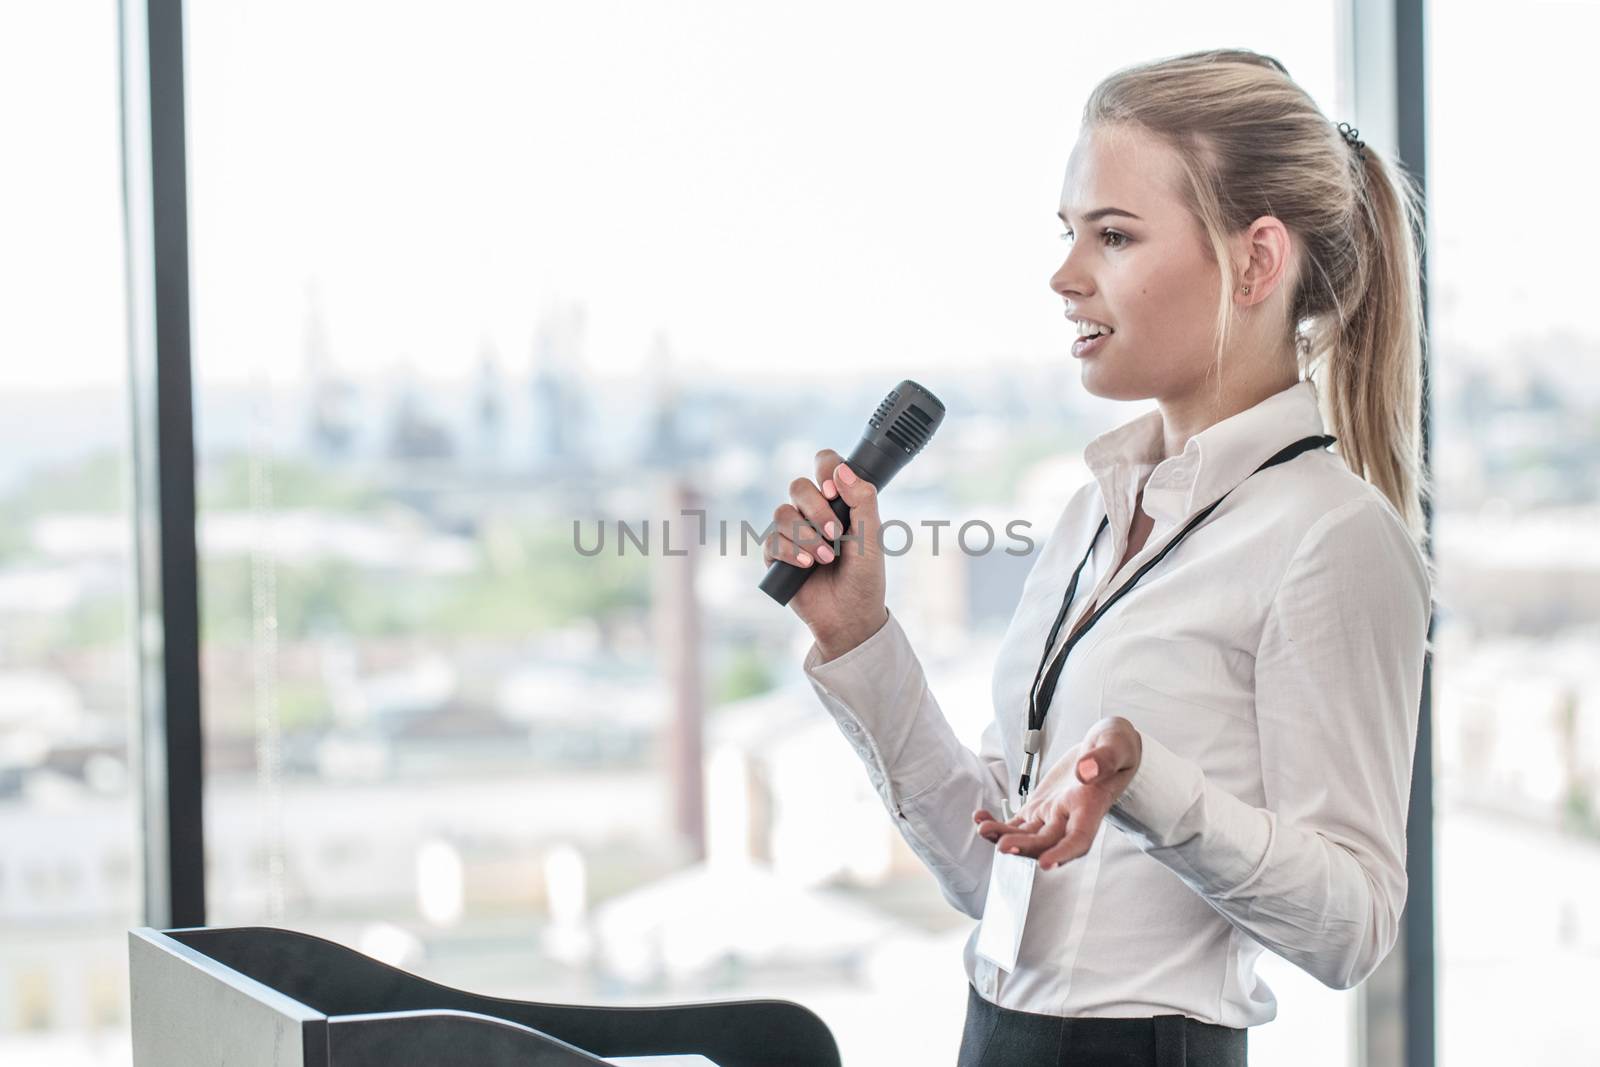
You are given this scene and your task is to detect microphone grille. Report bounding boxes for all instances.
[870,389,900,428]
[869,393,938,455]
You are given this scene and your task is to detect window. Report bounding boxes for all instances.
[186,3,1351,1062]
[0,2,139,1063]
[1429,1,1600,1062]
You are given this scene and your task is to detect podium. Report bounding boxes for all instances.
[129,926,841,1066]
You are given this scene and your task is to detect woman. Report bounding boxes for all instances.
[762,48,1435,1066]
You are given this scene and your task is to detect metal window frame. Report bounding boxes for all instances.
[1346,0,1434,1064]
[114,0,1436,1058]
[120,0,205,930]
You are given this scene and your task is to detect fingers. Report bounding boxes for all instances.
[975,803,1089,871]
[974,812,1038,842]
[799,449,880,563]
[1076,747,1111,784]
[1076,737,1133,785]
[828,460,881,561]
[814,449,846,500]
[973,808,1003,840]
[1082,718,1141,779]
[975,817,1004,842]
[787,475,839,564]
[995,810,1065,858]
[1037,819,1098,871]
[971,800,1045,842]
[764,503,818,568]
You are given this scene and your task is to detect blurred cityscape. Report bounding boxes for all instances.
[10,0,1600,1059]
[2,292,1599,1063]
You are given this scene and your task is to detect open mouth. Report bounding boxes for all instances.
[1072,330,1113,357]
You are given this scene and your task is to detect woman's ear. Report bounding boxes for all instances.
[1235,215,1293,303]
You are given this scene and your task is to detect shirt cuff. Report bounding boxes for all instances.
[801,607,947,800]
[801,607,905,725]
[1107,728,1275,898]
[1107,729,1205,849]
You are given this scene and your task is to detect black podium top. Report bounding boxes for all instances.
[129,925,841,1067]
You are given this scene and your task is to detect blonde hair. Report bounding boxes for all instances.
[1083,48,1435,581]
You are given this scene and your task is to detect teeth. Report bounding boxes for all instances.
[1075,319,1113,337]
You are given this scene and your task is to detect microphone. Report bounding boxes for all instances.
[759,379,946,606]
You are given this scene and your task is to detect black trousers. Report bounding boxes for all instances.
[956,981,1248,1066]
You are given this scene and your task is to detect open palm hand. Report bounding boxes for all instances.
[971,716,1143,872]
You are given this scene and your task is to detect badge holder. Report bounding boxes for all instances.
[975,786,1038,974]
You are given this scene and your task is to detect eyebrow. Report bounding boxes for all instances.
[1057,207,1143,224]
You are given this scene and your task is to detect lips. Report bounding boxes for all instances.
[1072,331,1112,358]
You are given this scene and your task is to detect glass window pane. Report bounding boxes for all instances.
[1430,1,1600,1062]
[187,4,1347,1062]
[0,3,139,1064]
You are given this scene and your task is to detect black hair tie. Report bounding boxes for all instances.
[1336,121,1368,162]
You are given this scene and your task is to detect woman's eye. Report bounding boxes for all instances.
[1058,230,1129,248]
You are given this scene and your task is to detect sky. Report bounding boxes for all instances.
[1,0,1596,395]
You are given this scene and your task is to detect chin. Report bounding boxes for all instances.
[1079,365,1158,404]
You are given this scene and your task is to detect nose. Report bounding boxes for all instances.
[1048,232,1096,303]
[1049,253,1090,303]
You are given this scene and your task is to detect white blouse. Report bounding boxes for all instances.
[801,377,1431,1028]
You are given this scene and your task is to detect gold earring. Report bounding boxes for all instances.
[1241,285,1251,294]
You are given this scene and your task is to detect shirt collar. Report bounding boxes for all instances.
[1082,378,1326,529]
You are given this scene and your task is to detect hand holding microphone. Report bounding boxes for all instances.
[759,380,945,660]
[762,449,888,660]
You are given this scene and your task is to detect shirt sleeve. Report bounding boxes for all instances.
[802,606,1010,920]
[1103,497,1432,990]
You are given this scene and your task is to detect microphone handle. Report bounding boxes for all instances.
[757,444,897,606]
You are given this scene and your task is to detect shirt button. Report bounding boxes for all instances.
[842,721,861,735]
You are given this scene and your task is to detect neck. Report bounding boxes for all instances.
[1156,365,1300,460]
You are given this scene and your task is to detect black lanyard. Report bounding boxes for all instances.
[1014,433,1336,802]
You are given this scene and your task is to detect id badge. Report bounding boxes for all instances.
[975,849,1036,972]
